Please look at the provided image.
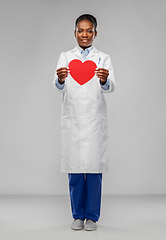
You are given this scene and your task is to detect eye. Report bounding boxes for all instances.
[88,30,93,33]
[77,30,82,33]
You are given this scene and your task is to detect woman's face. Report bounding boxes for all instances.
[75,19,97,50]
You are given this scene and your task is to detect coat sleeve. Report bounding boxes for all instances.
[52,52,68,93]
[101,55,116,93]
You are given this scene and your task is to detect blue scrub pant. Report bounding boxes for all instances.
[68,173,102,222]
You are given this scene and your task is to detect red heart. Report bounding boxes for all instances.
[68,59,97,85]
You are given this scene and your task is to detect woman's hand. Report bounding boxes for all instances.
[96,68,109,83]
[56,67,69,84]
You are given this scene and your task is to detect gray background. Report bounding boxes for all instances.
[0,0,165,195]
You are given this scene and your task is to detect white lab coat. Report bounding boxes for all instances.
[53,46,115,173]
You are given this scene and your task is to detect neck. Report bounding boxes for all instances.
[79,45,92,51]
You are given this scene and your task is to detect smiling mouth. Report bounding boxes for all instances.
[81,39,89,43]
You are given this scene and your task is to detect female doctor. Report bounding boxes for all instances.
[53,14,115,231]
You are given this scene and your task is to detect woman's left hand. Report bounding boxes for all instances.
[96,68,109,83]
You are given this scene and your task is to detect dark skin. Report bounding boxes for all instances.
[57,19,109,84]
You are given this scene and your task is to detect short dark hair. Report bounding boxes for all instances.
[75,14,97,32]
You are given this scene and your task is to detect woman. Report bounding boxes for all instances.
[53,14,116,231]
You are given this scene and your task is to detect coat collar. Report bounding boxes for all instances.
[71,46,99,60]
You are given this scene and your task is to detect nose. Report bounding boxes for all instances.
[82,31,88,37]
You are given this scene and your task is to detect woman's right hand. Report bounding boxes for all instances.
[56,67,69,84]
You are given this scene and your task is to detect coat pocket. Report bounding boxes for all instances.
[97,101,108,129]
[61,101,72,129]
